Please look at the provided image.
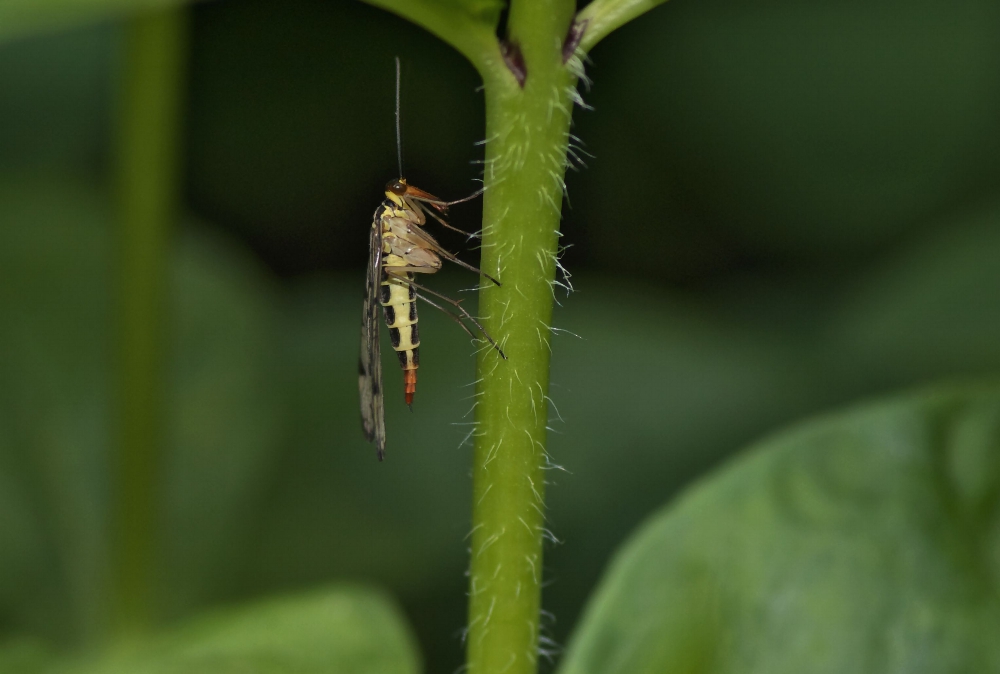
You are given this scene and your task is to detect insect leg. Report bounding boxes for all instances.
[397,223,501,287]
[411,199,482,239]
[436,186,485,207]
[413,292,478,341]
[386,270,507,360]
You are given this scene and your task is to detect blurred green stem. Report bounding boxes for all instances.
[112,8,187,638]
[467,1,577,672]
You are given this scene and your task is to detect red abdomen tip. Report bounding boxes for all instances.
[404,369,417,405]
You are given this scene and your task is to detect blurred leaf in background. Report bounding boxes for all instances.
[56,586,420,674]
[826,199,1000,390]
[572,0,1000,277]
[0,585,419,674]
[0,176,112,645]
[558,382,1000,673]
[0,26,112,173]
[0,0,195,45]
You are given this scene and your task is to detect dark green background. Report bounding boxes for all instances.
[1,0,999,672]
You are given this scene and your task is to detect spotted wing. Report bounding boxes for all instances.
[359,219,386,460]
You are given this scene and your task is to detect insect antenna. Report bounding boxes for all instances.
[395,56,404,178]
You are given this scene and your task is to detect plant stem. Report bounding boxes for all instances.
[111,7,187,638]
[467,1,577,672]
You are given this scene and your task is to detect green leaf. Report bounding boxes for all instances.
[359,0,502,74]
[558,382,1000,673]
[54,586,420,674]
[576,0,670,53]
[0,0,200,45]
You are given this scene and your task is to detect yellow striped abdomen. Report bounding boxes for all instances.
[379,260,420,405]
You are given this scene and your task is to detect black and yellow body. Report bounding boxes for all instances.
[373,180,446,407]
[376,206,420,406]
[359,177,504,460]
[379,266,419,404]
[358,59,506,460]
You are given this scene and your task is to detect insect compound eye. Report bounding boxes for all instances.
[386,180,407,196]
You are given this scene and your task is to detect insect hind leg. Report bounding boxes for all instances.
[385,270,507,360]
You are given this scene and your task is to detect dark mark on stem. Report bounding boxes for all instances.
[562,19,588,63]
[501,40,526,87]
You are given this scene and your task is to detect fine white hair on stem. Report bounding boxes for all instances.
[541,453,569,473]
[465,522,484,541]
[457,425,477,450]
[542,322,583,339]
[474,132,500,146]
[539,185,562,214]
[544,393,564,424]
[461,400,480,418]
[537,634,563,664]
[536,526,563,545]
[483,435,504,467]
[565,48,592,88]
[524,552,539,584]
[536,327,552,354]
[526,472,544,505]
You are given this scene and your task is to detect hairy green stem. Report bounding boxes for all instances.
[111,7,187,638]
[467,1,577,672]
[356,0,670,668]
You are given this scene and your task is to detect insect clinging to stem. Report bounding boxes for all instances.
[358,57,507,461]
